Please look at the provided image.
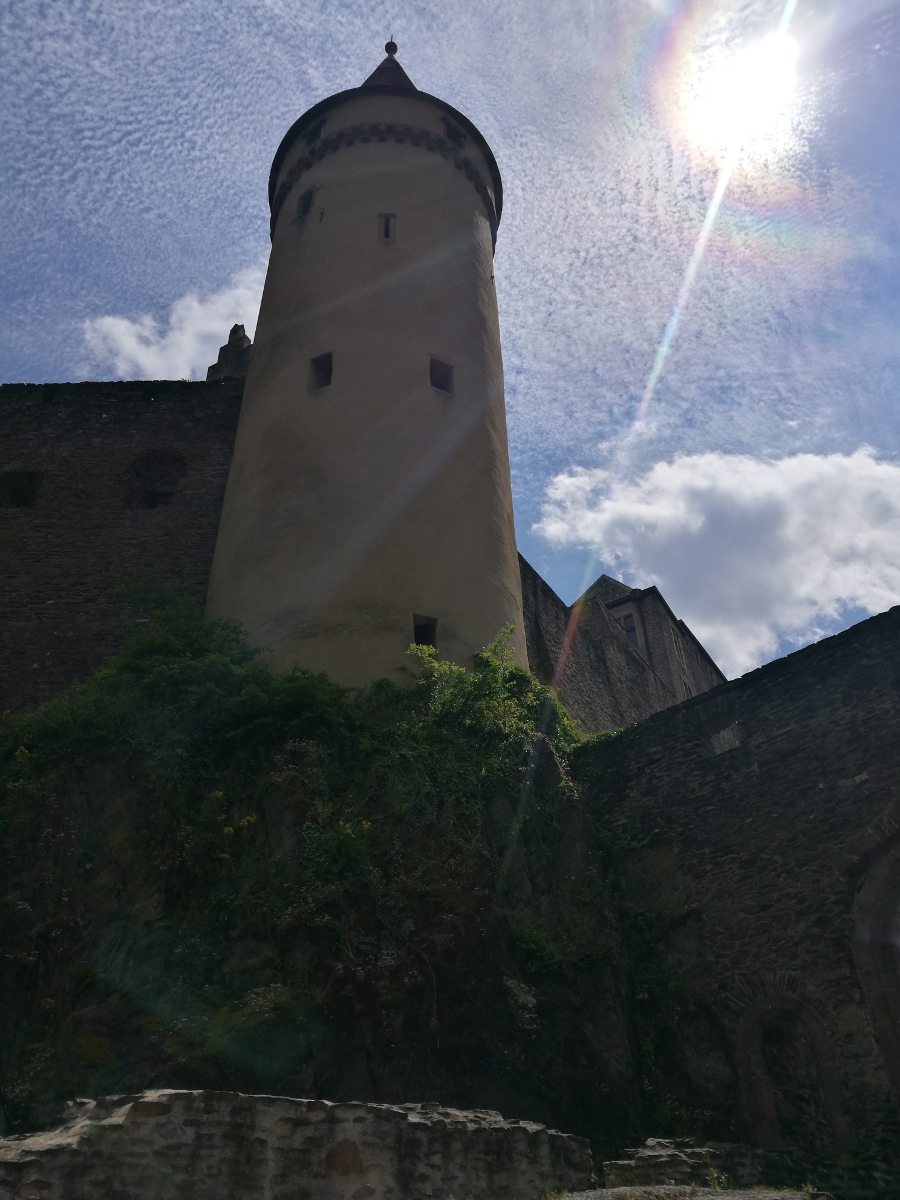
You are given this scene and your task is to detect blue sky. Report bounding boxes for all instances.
[2,0,899,674]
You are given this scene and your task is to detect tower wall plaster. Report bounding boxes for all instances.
[206,89,526,685]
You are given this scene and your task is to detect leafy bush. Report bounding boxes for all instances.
[1,601,612,1124]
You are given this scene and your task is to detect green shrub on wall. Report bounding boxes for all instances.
[0,594,746,1156]
[1,597,618,1125]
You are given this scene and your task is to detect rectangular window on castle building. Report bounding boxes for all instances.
[429,358,454,394]
[620,612,639,648]
[413,615,437,647]
[378,213,396,242]
[309,352,333,390]
[671,626,686,668]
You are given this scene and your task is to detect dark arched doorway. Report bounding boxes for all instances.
[736,995,849,1152]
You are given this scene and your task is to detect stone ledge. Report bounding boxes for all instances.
[0,1089,595,1200]
[572,1190,833,1200]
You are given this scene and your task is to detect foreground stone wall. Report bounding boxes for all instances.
[0,380,243,711]
[0,1090,594,1200]
[572,605,900,1189]
[602,1137,835,1192]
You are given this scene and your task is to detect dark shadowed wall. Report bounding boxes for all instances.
[519,556,678,731]
[0,380,243,711]
[572,605,900,1183]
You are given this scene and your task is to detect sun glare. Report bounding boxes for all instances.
[683,30,799,161]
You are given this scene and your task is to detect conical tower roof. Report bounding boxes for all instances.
[361,41,416,91]
[268,41,503,226]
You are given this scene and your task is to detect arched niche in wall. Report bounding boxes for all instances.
[736,994,849,1152]
[851,840,900,1096]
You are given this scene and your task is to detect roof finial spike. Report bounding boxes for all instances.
[385,36,398,56]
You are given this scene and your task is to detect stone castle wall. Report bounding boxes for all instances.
[0,380,243,711]
[1,380,672,731]
[4,375,900,1188]
[519,556,676,730]
[572,605,900,1183]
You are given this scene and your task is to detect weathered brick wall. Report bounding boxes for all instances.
[0,380,243,711]
[573,607,900,1174]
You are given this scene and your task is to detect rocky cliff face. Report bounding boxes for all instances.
[0,1090,594,1200]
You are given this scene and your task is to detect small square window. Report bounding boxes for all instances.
[413,615,437,647]
[298,188,315,218]
[0,469,43,508]
[429,358,454,394]
[309,352,333,390]
[671,626,686,667]
[378,213,396,242]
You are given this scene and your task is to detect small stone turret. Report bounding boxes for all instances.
[206,323,252,381]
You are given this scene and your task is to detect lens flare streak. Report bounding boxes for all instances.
[548,0,804,694]
[634,148,736,429]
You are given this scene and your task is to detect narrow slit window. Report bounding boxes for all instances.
[413,615,437,647]
[309,352,333,390]
[378,213,396,242]
[620,612,639,648]
[429,358,454,394]
[671,625,686,667]
[298,188,315,219]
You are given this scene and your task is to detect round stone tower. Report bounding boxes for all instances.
[206,44,527,685]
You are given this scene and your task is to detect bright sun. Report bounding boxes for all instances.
[683,30,799,162]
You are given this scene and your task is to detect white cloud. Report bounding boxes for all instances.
[82,264,265,381]
[535,449,900,677]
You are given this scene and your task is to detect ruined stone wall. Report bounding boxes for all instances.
[519,556,676,732]
[572,606,900,1176]
[0,1090,595,1200]
[0,380,243,711]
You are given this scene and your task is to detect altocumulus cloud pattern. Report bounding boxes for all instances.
[3,0,900,672]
